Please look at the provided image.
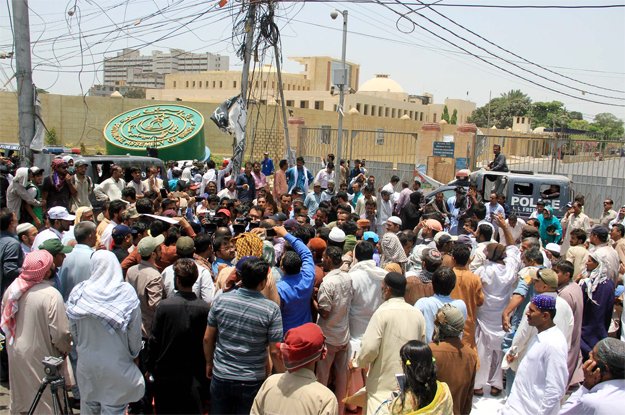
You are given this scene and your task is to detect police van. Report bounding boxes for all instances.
[425,169,573,219]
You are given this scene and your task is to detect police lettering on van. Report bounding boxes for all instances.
[510,196,560,216]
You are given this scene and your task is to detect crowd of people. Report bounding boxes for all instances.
[0,149,623,415]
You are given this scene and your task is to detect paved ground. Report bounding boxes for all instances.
[0,381,9,414]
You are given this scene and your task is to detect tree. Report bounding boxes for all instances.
[591,113,624,139]
[45,127,59,146]
[442,105,450,123]
[530,101,570,129]
[124,88,146,99]
[450,109,458,125]
[467,89,532,129]
[568,119,590,131]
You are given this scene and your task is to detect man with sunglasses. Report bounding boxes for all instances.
[599,199,617,227]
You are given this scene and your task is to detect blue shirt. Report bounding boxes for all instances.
[207,288,283,381]
[212,257,232,277]
[502,276,535,352]
[276,234,315,335]
[261,158,274,176]
[235,173,256,203]
[304,192,321,217]
[285,167,314,193]
[57,244,95,301]
[415,294,468,343]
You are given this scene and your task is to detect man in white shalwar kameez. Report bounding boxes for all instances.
[354,272,426,415]
[474,215,521,395]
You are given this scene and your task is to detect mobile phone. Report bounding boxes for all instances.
[160,188,168,198]
[395,373,406,392]
[265,228,276,238]
[248,221,260,230]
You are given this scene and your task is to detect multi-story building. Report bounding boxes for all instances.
[101,48,229,89]
[145,56,475,124]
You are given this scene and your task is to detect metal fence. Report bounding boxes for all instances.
[298,127,419,186]
[474,134,625,219]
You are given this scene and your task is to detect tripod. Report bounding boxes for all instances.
[27,373,73,415]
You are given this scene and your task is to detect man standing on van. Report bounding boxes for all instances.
[487,144,509,172]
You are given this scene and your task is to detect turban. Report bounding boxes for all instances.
[278,323,326,371]
[433,304,465,342]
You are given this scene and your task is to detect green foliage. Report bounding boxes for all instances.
[442,105,450,123]
[568,119,591,131]
[450,109,458,125]
[530,101,570,129]
[591,113,625,139]
[467,89,532,129]
[45,127,59,146]
[123,88,146,99]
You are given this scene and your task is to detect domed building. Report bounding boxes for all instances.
[359,74,408,100]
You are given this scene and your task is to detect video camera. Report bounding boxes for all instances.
[42,356,64,378]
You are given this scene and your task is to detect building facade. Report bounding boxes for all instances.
[145,57,475,124]
[102,48,229,89]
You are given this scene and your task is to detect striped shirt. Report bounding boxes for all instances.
[207,287,283,381]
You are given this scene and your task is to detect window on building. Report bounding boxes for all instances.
[378,107,383,117]
[420,112,424,121]
[192,81,196,87]
[314,101,324,110]
[433,113,437,122]
[263,81,267,88]
[233,81,237,88]
[255,81,259,88]
[198,81,202,88]
[522,117,525,124]
[300,100,309,109]
[260,99,267,105]
[334,104,338,111]
[173,81,177,88]
[219,81,223,88]
[213,81,216,88]
[356,103,361,112]
[371,105,376,116]
[385,107,389,117]
[364,105,369,116]
[186,81,189,88]
[286,100,294,107]
[375,128,385,145]
[409,111,413,119]
[392,108,396,118]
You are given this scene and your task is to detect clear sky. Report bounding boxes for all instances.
[1,0,624,121]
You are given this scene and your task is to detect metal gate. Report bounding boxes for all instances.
[298,127,418,186]
[474,133,625,219]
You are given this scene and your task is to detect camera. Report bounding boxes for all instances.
[42,356,64,378]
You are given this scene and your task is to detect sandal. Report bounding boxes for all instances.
[473,388,484,396]
[490,387,502,396]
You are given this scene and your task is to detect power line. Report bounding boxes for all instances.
[374,0,625,107]
[410,0,625,95]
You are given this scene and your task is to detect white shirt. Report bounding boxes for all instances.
[314,169,335,188]
[217,188,236,199]
[503,326,568,415]
[32,227,62,251]
[498,218,526,244]
[559,379,625,415]
[94,177,126,201]
[348,260,387,355]
[100,220,118,251]
[127,180,148,197]
[382,183,397,203]
[161,261,214,306]
[503,294,574,372]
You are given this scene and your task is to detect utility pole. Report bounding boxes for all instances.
[12,0,35,166]
[231,2,257,178]
[331,9,348,166]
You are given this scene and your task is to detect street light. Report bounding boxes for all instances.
[331,9,348,167]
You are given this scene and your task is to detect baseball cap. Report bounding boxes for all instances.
[48,206,75,221]
[176,236,195,256]
[591,225,609,239]
[112,224,136,238]
[457,234,473,246]
[137,234,165,257]
[283,218,300,230]
[363,231,379,244]
[271,213,288,222]
[533,268,559,289]
[217,208,231,218]
[39,238,73,255]
[433,231,458,244]
[74,159,88,167]
[30,166,44,175]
